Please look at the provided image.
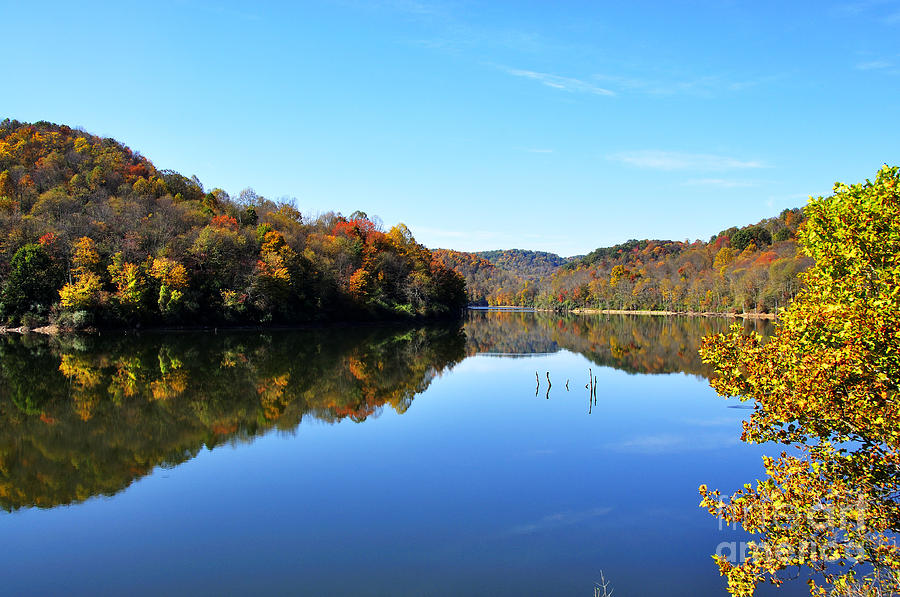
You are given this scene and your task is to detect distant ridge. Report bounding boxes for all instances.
[435,209,810,313]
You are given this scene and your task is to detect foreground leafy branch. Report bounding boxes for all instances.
[699,166,900,596]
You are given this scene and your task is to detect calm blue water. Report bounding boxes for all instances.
[0,312,804,596]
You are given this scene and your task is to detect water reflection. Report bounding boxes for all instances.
[0,312,772,512]
[0,326,465,511]
[465,310,771,377]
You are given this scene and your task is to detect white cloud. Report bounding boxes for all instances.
[592,72,768,97]
[609,150,766,171]
[503,68,615,96]
[683,178,757,188]
[856,60,893,70]
[508,507,613,535]
[681,416,742,427]
[610,432,739,454]
[765,193,813,211]
[832,0,900,23]
[413,225,573,252]
[834,0,899,15]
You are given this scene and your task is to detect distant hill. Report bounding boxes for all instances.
[569,239,685,270]
[436,208,810,313]
[475,249,575,279]
[546,208,810,313]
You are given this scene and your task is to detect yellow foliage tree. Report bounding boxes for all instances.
[149,257,188,314]
[59,237,104,310]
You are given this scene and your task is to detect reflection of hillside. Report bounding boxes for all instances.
[465,311,563,355]
[0,314,771,511]
[0,326,465,511]
[464,310,772,377]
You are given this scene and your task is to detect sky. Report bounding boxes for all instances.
[3,0,899,256]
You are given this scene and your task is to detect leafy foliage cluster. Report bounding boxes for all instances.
[0,120,466,327]
[699,166,900,596]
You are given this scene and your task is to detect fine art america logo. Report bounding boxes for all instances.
[712,496,871,565]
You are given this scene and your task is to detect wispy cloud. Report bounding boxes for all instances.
[503,67,615,96]
[834,0,898,15]
[765,193,813,210]
[380,2,773,98]
[610,432,739,454]
[681,416,742,427]
[592,72,770,97]
[683,178,757,189]
[856,59,893,70]
[832,0,900,23]
[336,0,449,18]
[414,226,468,240]
[197,1,262,21]
[609,150,766,172]
[382,0,445,16]
[414,225,572,250]
[508,507,612,535]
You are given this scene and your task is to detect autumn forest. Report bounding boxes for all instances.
[0,119,812,329]
[0,120,467,328]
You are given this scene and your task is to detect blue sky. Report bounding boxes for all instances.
[4,0,898,256]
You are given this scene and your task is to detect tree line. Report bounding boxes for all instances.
[0,120,467,328]
[436,210,812,314]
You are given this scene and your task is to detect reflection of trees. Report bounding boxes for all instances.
[0,326,465,511]
[464,311,773,377]
[0,313,771,511]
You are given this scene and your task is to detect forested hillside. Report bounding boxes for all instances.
[548,211,810,313]
[0,120,466,327]
[437,210,811,313]
[475,249,574,279]
[431,249,530,305]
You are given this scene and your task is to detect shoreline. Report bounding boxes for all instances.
[0,324,61,335]
[0,313,468,336]
[471,306,777,320]
[569,308,777,319]
[0,308,776,335]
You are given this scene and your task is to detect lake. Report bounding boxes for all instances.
[0,311,805,596]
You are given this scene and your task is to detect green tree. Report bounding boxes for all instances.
[0,243,60,321]
[699,166,900,596]
[731,226,772,252]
